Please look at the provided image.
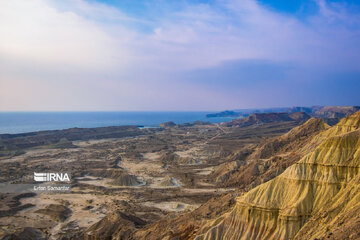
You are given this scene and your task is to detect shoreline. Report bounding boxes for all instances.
[0,112,236,135]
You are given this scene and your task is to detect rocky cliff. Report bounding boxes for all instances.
[196,111,360,240]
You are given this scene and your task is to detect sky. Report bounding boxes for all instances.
[0,0,359,111]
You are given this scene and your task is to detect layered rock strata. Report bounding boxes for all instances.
[196,112,360,240]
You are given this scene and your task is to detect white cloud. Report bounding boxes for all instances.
[0,0,133,72]
[0,0,359,110]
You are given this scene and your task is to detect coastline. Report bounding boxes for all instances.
[0,111,236,134]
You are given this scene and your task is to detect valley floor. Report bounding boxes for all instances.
[0,121,298,239]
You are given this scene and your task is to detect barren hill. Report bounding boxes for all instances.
[213,118,330,189]
[133,118,332,240]
[195,111,360,240]
[223,112,310,127]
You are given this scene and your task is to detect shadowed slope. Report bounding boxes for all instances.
[213,118,330,189]
[84,211,146,240]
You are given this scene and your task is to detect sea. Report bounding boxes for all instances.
[0,112,235,134]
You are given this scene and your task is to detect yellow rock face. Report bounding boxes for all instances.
[311,111,360,144]
[196,111,360,240]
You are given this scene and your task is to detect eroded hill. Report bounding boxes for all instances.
[195,111,360,240]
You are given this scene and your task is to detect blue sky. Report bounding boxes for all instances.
[0,0,359,111]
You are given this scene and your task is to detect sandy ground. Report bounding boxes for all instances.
[2,123,280,239]
[72,138,119,147]
[120,154,165,177]
[142,201,200,212]
[17,192,116,239]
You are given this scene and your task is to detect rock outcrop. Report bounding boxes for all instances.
[195,112,360,240]
[84,211,146,240]
[35,204,71,222]
[1,227,46,240]
[88,169,140,186]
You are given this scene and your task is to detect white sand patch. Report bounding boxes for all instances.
[142,152,161,160]
[142,201,200,212]
[193,166,214,175]
[76,176,145,188]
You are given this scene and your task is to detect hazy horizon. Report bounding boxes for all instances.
[1,0,360,111]
[0,105,355,113]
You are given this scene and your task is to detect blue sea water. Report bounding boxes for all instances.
[0,112,235,134]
